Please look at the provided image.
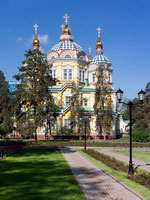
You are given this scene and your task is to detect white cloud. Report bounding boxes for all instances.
[39,46,44,53]
[17,37,23,42]
[38,34,49,44]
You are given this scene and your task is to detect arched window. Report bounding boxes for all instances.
[51,56,55,60]
[65,54,71,58]
[79,56,84,60]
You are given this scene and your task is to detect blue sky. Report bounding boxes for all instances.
[0,0,150,99]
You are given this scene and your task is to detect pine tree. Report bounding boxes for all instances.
[94,62,113,138]
[0,70,13,137]
[70,83,84,139]
[13,49,56,141]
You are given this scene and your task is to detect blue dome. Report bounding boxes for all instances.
[91,54,111,64]
[51,40,83,53]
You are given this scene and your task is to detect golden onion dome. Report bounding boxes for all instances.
[33,36,40,46]
[88,57,92,63]
[62,25,71,35]
[96,38,103,49]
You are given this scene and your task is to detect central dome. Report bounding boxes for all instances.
[51,23,83,54]
[51,40,83,53]
[91,54,111,64]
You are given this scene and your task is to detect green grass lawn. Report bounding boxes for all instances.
[0,148,85,200]
[113,150,150,162]
[79,150,150,200]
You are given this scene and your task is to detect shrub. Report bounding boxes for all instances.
[128,172,150,189]
[0,124,9,137]
[132,129,149,143]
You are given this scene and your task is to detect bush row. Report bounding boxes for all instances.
[0,139,150,147]
[82,149,150,189]
[82,149,128,172]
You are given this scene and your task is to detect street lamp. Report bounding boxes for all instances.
[116,88,145,174]
[84,117,91,150]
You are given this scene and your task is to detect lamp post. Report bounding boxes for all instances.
[84,117,91,150]
[116,88,145,174]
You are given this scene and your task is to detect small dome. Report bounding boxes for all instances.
[51,40,83,53]
[62,25,71,35]
[33,36,40,46]
[91,54,111,64]
[96,38,103,49]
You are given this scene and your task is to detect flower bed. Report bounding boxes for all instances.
[0,145,24,158]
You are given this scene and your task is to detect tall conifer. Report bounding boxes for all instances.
[13,49,56,141]
[0,70,12,136]
[94,62,113,138]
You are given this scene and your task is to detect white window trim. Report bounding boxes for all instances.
[79,67,85,82]
[63,116,70,129]
[64,93,72,107]
[92,72,96,83]
[63,65,73,80]
[83,98,88,107]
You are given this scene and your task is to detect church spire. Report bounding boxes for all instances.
[60,14,74,41]
[33,24,40,50]
[62,14,71,35]
[88,46,92,63]
[63,13,69,26]
[96,26,103,54]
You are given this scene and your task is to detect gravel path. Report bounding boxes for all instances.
[61,147,144,200]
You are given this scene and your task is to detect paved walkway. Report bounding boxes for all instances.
[97,149,150,172]
[61,147,144,200]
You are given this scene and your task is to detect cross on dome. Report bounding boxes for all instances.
[63,14,69,25]
[33,24,39,36]
[88,47,92,55]
[96,26,102,38]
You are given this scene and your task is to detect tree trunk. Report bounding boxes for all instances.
[35,128,37,142]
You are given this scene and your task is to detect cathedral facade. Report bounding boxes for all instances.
[13,14,119,139]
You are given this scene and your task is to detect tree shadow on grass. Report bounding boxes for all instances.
[0,148,85,200]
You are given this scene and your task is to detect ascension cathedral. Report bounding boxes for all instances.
[12,14,121,139]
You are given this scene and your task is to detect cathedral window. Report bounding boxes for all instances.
[82,71,85,82]
[51,56,55,60]
[79,70,82,81]
[68,69,72,80]
[83,98,88,107]
[65,96,71,106]
[65,54,71,58]
[52,70,56,78]
[53,96,56,104]
[92,73,96,82]
[64,119,70,129]
[79,69,85,82]
[108,72,111,83]
[64,69,67,80]
[79,56,84,60]
[63,69,72,80]
[51,118,56,130]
